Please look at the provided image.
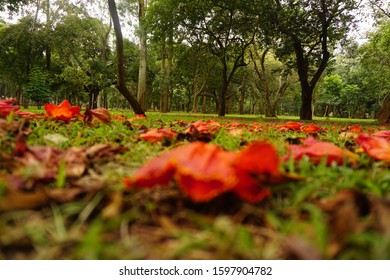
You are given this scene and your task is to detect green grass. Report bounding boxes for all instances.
[0,111,389,260]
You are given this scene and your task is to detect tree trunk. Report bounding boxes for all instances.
[108,0,145,115]
[202,95,207,113]
[300,87,313,120]
[378,93,390,124]
[137,0,147,111]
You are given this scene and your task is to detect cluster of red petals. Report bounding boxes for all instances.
[275,121,321,134]
[283,137,357,166]
[0,98,20,117]
[275,121,303,131]
[44,100,81,122]
[135,114,147,119]
[189,120,222,133]
[301,123,322,134]
[140,128,178,143]
[348,125,364,133]
[356,133,390,163]
[124,141,281,203]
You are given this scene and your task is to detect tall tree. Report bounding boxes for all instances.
[265,0,360,120]
[108,0,145,115]
[159,0,260,116]
[137,0,148,111]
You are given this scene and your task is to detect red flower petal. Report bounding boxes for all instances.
[284,137,357,166]
[44,100,81,121]
[286,121,303,131]
[356,133,390,162]
[190,120,221,133]
[140,128,178,143]
[302,124,321,134]
[0,98,20,117]
[373,130,390,140]
[235,142,279,175]
[348,125,364,133]
[125,141,282,203]
[125,150,177,189]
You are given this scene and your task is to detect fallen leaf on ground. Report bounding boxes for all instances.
[84,107,111,125]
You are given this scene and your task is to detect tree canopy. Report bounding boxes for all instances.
[0,0,388,122]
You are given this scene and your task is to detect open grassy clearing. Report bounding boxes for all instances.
[0,110,389,260]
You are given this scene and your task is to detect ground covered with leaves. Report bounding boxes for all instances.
[1,101,390,259]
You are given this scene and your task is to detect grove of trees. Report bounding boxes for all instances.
[0,0,389,122]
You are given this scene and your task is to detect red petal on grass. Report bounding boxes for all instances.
[135,114,147,119]
[234,172,271,203]
[124,151,177,189]
[348,125,364,133]
[356,134,390,162]
[373,130,390,140]
[191,120,221,133]
[140,128,178,143]
[44,100,81,121]
[173,142,237,202]
[302,124,321,134]
[233,142,277,202]
[286,121,303,131]
[284,137,357,166]
[235,142,279,175]
[124,141,285,203]
[275,121,303,131]
[0,98,20,117]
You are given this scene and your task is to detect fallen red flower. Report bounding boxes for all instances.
[356,134,390,163]
[302,124,321,134]
[283,137,358,166]
[190,120,221,133]
[373,130,390,140]
[124,141,283,203]
[44,100,81,122]
[140,128,178,143]
[135,114,147,119]
[275,121,303,132]
[0,98,20,117]
[348,125,364,133]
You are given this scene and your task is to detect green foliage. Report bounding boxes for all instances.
[24,67,52,107]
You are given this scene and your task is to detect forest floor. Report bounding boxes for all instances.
[0,110,389,260]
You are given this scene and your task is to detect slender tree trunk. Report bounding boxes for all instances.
[137,0,147,111]
[108,0,145,115]
[238,91,245,115]
[202,95,207,113]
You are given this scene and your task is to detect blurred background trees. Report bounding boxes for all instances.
[0,0,389,122]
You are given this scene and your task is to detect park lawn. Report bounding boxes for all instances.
[0,110,389,260]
